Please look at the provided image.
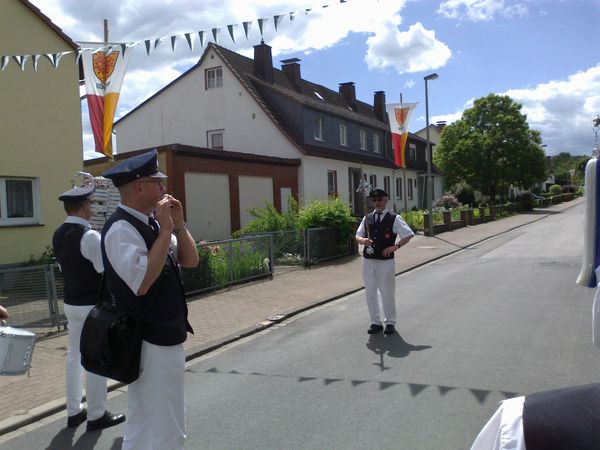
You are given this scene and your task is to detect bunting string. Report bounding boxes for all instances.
[1,0,352,72]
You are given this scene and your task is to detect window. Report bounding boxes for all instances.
[314,116,323,141]
[373,134,381,153]
[205,67,223,89]
[207,129,224,149]
[395,177,403,199]
[369,174,377,190]
[408,143,417,161]
[383,176,390,196]
[359,130,367,150]
[327,170,338,196]
[0,177,40,226]
[339,124,348,146]
[407,178,414,200]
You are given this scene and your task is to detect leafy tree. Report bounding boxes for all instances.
[434,94,547,202]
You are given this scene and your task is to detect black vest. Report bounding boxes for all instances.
[523,383,600,450]
[362,212,397,260]
[52,223,102,306]
[101,208,193,346]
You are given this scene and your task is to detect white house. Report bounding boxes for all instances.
[113,42,443,239]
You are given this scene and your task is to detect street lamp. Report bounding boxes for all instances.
[424,72,438,236]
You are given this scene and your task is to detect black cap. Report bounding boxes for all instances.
[102,150,167,187]
[367,188,388,198]
[58,186,93,202]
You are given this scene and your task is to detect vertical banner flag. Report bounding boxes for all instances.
[385,103,417,168]
[82,46,131,159]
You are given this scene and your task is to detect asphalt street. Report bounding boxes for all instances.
[1,203,597,450]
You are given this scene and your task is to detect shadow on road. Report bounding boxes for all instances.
[366,332,432,372]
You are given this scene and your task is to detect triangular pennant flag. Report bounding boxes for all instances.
[55,52,67,68]
[350,380,367,386]
[120,43,128,58]
[44,53,59,68]
[242,21,251,39]
[289,12,296,21]
[379,382,398,390]
[13,55,28,71]
[205,367,219,373]
[305,8,312,14]
[228,370,242,375]
[198,31,205,48]
[170,35,178,51]
[438,385,456,396]
[297,376,316,382]
[1,56,10,71]
[274,15,283,31]
[144,40,152,55]
[74,49,82,64]
[211,28,220,43]
[323,378,342,385]
[154,37,164,49]
[500,391,520,399]
[227,24,235,43]
[32,54,40,71]
[184,33,194,51]
[258,18,267,36]
[91,46,104,54]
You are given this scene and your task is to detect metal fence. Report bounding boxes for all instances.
[1,234,274,330]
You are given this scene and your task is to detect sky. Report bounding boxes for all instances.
[28,0,600,160]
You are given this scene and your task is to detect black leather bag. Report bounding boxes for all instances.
[80,281,143,384]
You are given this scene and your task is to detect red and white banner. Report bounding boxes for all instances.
[82,47,131,159]
[385,102,417,168]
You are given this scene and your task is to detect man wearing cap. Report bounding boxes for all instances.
[101,150,198,450]
[355,189,414,335]
[52,186,126,430]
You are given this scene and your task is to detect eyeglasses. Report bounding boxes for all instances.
[137,179,165,187]
[372,198,386,202]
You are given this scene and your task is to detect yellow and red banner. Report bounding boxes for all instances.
[82,47,131,159]
[385,102,417,168]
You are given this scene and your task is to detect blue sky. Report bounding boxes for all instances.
[30,0,600,159]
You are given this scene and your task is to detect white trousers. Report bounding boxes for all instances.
[362,258,396,325]
[122,341,186,450]
[64,303,107,421]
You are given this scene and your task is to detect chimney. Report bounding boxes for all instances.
[281,58,301,91]
[436,121,447,130]
[374,91,386,123]
[339,82,356,108]
[253,40,273,83]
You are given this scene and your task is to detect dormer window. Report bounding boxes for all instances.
[359,129,367,150]
[339,124,348,146]
[314,116,323,141]
[206,67,223,89]
[373,134,381,153]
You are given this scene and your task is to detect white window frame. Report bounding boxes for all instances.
[339,124,348,147]
[205,66,223,89]
[369,174,377,190]
[207,129,224,150]
[396,177,403,200]
[327,170,338,196]
[359,129,367,150]
[409,143,417,161]
[0,177,41,226]
[407,178,414,200]
[314,116,323,141]
[383,176,390,196]
[373,134,381,153]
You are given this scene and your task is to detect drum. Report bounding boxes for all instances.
[0,326,36,375]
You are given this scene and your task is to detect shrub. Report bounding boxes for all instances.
[297,197,355,236]
[433,194,461,210]
[236,197,299,236]
[24,245,55,266]
[548,184,562,196]
[455,185,475,206]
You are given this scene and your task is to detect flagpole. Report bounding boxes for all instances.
[103,19,116,166]
[400,93,408,213]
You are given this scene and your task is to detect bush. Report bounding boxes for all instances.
[515,193,534,211]
[297,197,355,236]
[455,186,475,206]
[236,197,299,236]
[24,245,55,266]
[433,194,461,210]
[548,184,562,196]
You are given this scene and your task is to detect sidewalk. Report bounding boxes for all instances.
[0,198,583,435]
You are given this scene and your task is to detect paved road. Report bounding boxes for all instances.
[2,203,597,449]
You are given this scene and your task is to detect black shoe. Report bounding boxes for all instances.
[367,324,384,334]
[67,409,87,428]
[86,411,126,431]
[384,324,396,335]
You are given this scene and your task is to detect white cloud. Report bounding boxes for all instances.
[438,0,528,22]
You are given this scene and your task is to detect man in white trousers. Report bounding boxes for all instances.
[355,189,414,335]
[101,150,199,450]
[52,186,125,430]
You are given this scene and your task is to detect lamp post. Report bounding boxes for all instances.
[424,72,438,236]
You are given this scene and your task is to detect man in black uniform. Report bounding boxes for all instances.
[53,186,125,430]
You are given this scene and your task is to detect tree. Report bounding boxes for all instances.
[434,94,547,202]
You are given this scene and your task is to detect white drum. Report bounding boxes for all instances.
[0,326,36,375]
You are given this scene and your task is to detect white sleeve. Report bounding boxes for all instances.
[393,214,414,239]
[80,229,103,273]
[355,216,366,238]
[104,220,149,295]
[470,396,526,450]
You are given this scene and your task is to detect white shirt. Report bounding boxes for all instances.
[64,216,103,273]
[470,396,526,450]
[355,209,414,240]
[103,204,177,295]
